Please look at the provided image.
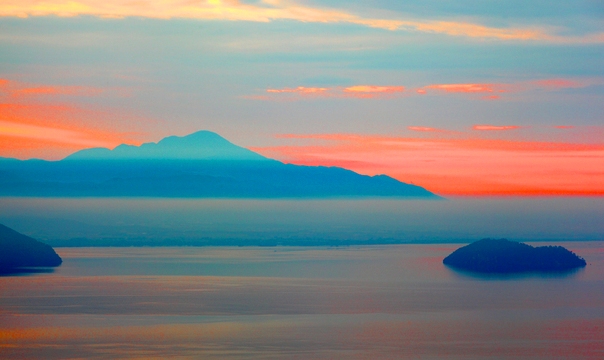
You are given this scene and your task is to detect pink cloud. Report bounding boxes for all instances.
[266,86,328,95]
[408,126,446,132]
[424,83,502,94]
[531,79,582,89]
[418,78,597,99]
[555,125,574,129]
[0,79,104,98]
[343,85,405,98]
[263,85,405,100]
[473,125,520,131]
[255,77,599,101]
[11,85,102,97]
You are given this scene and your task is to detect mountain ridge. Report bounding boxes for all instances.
[0,130,438,198]
[65,130,268,161]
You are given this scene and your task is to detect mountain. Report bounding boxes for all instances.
[0,130,437,198]
[0,223,62,273]
[65,131,266,161]
[443,238,586,274]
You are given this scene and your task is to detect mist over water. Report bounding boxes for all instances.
[0,197,602,245]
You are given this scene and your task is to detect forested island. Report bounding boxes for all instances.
[443,238,586,274]
[0,224,62,274]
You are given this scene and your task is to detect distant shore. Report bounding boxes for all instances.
[46,239,604,247]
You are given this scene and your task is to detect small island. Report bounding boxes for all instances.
[443,238,586,274]
[0,223,62,274]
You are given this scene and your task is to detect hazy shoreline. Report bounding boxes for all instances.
[46,239,604,247]
[2,197,603,246]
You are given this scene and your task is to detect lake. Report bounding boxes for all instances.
[1,243,603,359]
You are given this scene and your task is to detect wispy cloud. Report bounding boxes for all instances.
[2,1,603,43]
[343,85,405,98]
[419,78,592,99]
[266,86,328,95]
[252,132,604,196]
[263,85,405,99]
[10,85,102,97]
[0,78,104,98]
[473,125,520,131]
[408,126,447,132]
[257,77,595,101]
[423,83,502,94]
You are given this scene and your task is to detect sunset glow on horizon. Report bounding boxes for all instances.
[1,0,603,195]
[252,133,604,196]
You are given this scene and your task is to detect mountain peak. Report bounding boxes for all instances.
[1,130,438,198]
[65,130,268,161]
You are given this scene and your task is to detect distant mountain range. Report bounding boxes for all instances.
[0,131,437,198]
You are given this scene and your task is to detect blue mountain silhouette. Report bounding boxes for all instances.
[66,131,266,161]
[0,131,437,198]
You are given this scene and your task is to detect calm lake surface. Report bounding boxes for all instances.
[1,243,603,359]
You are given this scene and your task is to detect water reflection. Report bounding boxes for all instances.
[444,264,586,280]
[0,267,56,276]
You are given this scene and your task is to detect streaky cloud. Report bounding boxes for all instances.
[343,85,405,98]
[408,126,446,132]
[424,83,502,94]
[258,77,598,101]
[264,85,405,99]
[266,86,328,95]
[2,0,603,43]
[473,125,520,131]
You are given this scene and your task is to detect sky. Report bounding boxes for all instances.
[0,0,603,196]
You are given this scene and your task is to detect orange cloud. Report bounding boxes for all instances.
[531,79,582,89]
[2,1,603,43]
[408,126,445,132]
[0,103,142,159]
[0,79,103,98]
[0,79,143,159]
[251,133,604,196]
[424,83,501,93]
[0,120,121,148]
[473,125,520,131]
[418,78,597,100]
[266,86,328,95]
[263,85,405,99]
[343,85,404,99]
[258,77,596,101]
[11,85,102,97]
